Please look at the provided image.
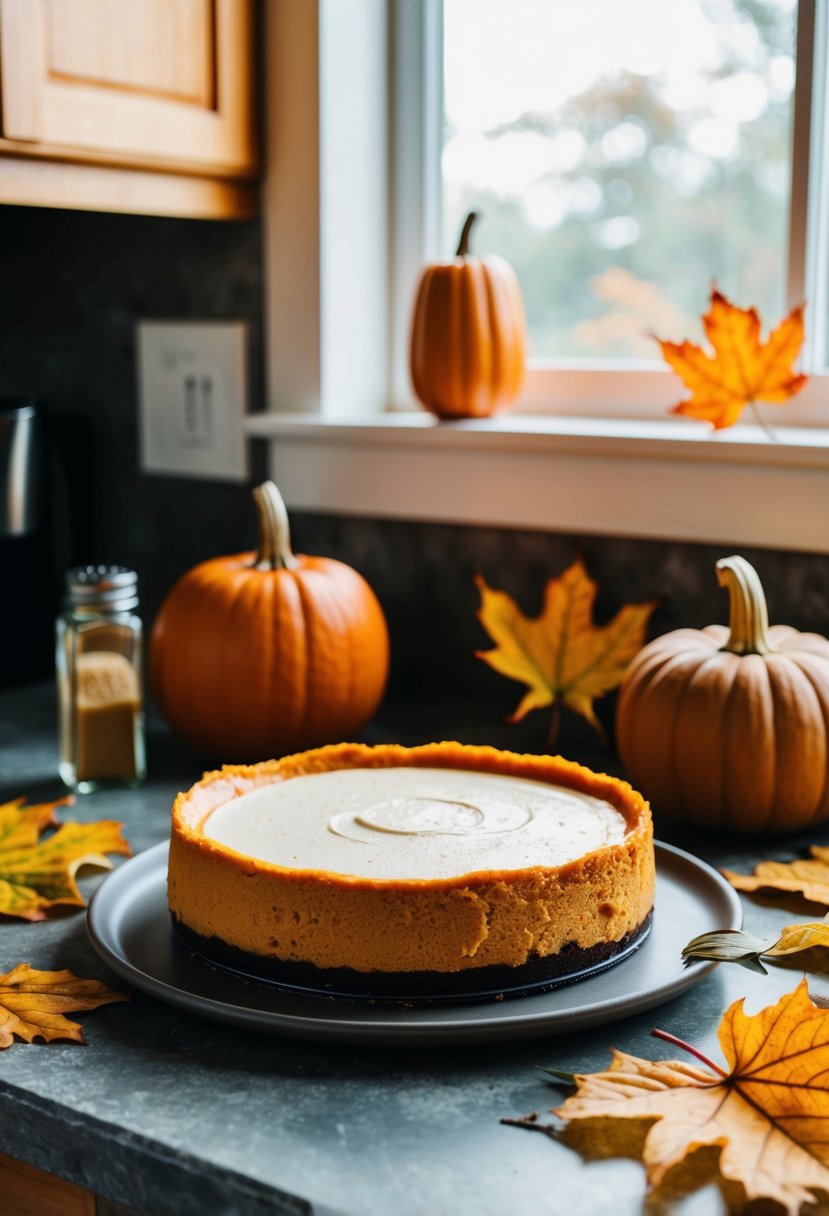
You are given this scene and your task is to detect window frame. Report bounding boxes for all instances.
[389,0,829,423]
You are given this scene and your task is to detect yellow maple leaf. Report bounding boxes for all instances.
[0,964,129,1047]
[658,288,808,430]
[548,981,829,1214]
[767,920,829,958]
[0,795,131,921]
[475,559,657,743]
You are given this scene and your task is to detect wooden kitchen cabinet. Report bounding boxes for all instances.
[0,0,258,219]
[0,1153,139,1216]
[0,1152,95,1216]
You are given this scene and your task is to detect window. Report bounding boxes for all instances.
[444,0,794,359]
[257,2,829,556]
[392,0,829,420]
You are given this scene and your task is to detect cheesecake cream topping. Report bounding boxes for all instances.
[202,766,627,880]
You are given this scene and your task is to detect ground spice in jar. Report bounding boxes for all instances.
[56,566,146,792]
[74,649,141,782]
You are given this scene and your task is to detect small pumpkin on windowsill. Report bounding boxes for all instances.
[616,555,829,834]
[149,482,389,761]
[409,211,526,419]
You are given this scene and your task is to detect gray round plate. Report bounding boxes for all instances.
[87,841,741,1045]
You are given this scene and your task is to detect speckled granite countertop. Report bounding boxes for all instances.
[0,683,825,1216]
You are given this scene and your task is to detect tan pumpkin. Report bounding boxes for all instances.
[616,555,829,833]
[150,482,389,760]
[410,211,526,419]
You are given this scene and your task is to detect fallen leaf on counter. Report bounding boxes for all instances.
[506,981,829,1214]
[767,919,829,957]
[475,559,657,747]
[0,795,131,921]
[0,963,129,1047]
[723,848,829,907]
[681,928,777,973]
[657,288,808,431]
[684,918,829,976]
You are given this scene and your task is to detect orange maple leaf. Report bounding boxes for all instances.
[543,981,829,1213]
[0,795,131,921]
[658,288,808,430]
[475,558,657,743]
[0,963,129,1047]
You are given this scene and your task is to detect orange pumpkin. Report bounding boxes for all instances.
[410,211,526,418]
[150,482,389,760]
[616,555,829,834]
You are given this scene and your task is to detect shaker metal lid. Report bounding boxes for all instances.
[65,565,139,610]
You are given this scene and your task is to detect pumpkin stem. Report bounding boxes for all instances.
[251,481,299,571]
[456,211,479,258]
[716,555,774,656]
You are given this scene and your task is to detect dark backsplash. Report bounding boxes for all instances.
[3,203,829,752]
[0,204,267,684]
[288,513,829,753]
[0,204,267,567]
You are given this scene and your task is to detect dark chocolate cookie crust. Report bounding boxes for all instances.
[172,912,653,1005]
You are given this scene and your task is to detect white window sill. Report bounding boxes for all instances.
[245,411,829,554]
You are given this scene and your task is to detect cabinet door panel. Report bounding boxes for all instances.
[0,0,255,175]
[48,0,215,107]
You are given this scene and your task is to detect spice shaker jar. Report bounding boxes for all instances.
[56,565,146,791]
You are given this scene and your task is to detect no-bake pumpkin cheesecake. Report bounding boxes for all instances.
[167,743,655,1000]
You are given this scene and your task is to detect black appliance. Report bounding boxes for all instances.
[0,398,56,688]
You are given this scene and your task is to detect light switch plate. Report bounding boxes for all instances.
[137,321,249,481]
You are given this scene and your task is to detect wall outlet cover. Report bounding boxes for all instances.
[137,321,249,481]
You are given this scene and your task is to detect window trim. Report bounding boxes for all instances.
[789,0,818,322]
[245,408,829,554]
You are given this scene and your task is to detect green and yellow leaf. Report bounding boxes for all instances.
[0,796,131,921]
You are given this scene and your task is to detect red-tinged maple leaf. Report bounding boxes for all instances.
[507,981,829,1214]
[658,288,808,430]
